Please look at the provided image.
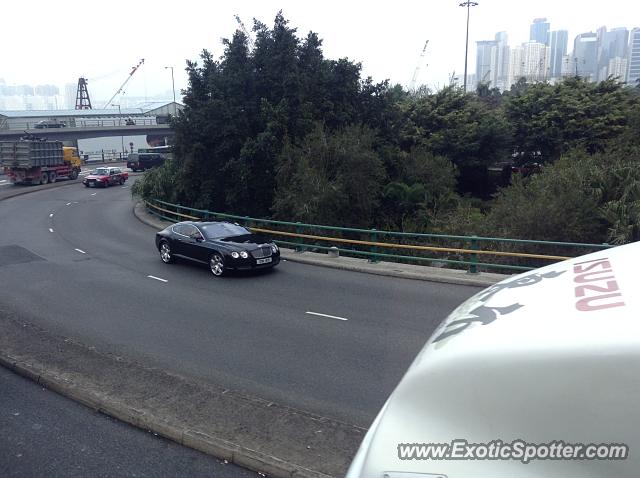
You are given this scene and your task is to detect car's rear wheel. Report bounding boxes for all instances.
[119,177,125,185]
[159,241,173,264]
[210,253,226,277]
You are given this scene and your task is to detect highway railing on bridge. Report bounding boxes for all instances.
[2,118,159,130]
[144,198,612,273]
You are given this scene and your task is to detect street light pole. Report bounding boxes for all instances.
[165,66,176,116]
[459,1,478,92]
[113,104,124,156]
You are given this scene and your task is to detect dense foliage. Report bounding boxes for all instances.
[133,12,640,245]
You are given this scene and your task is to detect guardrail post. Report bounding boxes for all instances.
[369,228,379,263]
[295,222,303,252]
[469,235,479,274]
[176,206,183,222]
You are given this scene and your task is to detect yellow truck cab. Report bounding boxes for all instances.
[63,147,82,168]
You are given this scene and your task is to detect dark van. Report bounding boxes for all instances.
[127,153,165,172]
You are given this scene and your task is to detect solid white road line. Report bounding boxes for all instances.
[147,275,168,283]
[74,248,86,254]
[49,228,54,233]
[305,311,349,321]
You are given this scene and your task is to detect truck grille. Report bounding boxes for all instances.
[250,246,272,259]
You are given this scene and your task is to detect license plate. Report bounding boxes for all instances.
[256,257,272,265]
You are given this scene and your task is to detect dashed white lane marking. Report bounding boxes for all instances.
[49,228,54,233]
[66,202,72,206]
[74,248,86,254]
[0,179,7,184]
[91,193,97,196]
[147,275,168,283]
[49,213,54,217]
[305,311,349,321]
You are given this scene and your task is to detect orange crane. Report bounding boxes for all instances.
[103,58,145,109]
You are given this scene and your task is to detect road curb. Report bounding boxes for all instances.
[133,201,509,288]
[0,314,359,477]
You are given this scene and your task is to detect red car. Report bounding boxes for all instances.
[82,167,128,188]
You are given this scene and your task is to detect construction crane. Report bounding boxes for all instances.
[409,40,429,90]
[75,77,92,109]
[234,14,254,49]
[103,58,145,109]
[481,69,491,84]
[449,70,458,86]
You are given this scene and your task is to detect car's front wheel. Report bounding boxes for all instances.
[209,253,226,277]
[159,241,173,264]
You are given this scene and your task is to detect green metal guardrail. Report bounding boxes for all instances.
[145,198,613,273]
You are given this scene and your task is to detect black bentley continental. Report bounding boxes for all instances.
[155,221,280,276]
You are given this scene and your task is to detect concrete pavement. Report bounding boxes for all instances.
[0,311,359,477]
[0,366,253,478]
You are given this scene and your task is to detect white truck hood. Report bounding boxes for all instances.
[347,242,638,478]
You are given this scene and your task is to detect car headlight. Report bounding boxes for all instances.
[231,252,240,259]
[271,244,279,253]
[240,251,249,259]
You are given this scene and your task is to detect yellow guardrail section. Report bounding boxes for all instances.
[249,227,570,261]
[146,201,570,262]
[146,201,200,221]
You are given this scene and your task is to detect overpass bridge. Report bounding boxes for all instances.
[0,102,179,143]
[0,123,173,141]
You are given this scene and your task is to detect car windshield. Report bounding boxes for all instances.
[94,168,108,175]
[200,223,250,239]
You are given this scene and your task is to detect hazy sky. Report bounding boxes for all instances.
[1,0,638,103]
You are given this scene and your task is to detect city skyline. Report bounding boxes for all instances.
[0,0,638,110]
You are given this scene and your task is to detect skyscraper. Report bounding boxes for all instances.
[628,28,640,86]
[530,18,550,45]
[608,57,628,82]
[549,30,569,79]
[508,46,525,88]
[574,32,599,80]
[475,40,498,88]
[598,27,629,80]
[494,32,511,90]
[522,41,551,80]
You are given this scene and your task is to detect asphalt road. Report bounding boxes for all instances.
[0,180,482,427]
[0,366,253,478]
